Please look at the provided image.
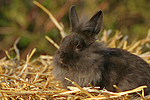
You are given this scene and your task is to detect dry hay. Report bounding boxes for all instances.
[0,1,150,99]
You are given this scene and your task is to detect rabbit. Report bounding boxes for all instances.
[52,5,150,95]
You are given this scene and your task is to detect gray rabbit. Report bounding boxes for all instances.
[52,5,150,95]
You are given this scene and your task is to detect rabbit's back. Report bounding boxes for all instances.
[99,48,150,94]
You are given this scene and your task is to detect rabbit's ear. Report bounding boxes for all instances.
[69,5,79,31]
[86,10,103,36]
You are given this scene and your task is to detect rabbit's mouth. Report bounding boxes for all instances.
[58,58,70,68]
[58,57,77,69]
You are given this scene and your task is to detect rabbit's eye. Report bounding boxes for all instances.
[76,44,82,50]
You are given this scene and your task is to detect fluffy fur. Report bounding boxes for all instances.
[52,5,150,95]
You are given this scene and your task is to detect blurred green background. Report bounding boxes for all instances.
[0,0,150,59]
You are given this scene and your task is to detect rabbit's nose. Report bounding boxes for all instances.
[60,53,65,59]
[59,54,65,63]
[59,58,63,63]
[60,58,63,64]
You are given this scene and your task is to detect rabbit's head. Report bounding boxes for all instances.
[53,5,103,71]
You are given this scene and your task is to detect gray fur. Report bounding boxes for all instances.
[52,5,150,95]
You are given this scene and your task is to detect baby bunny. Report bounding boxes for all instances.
[52,5,150,95]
